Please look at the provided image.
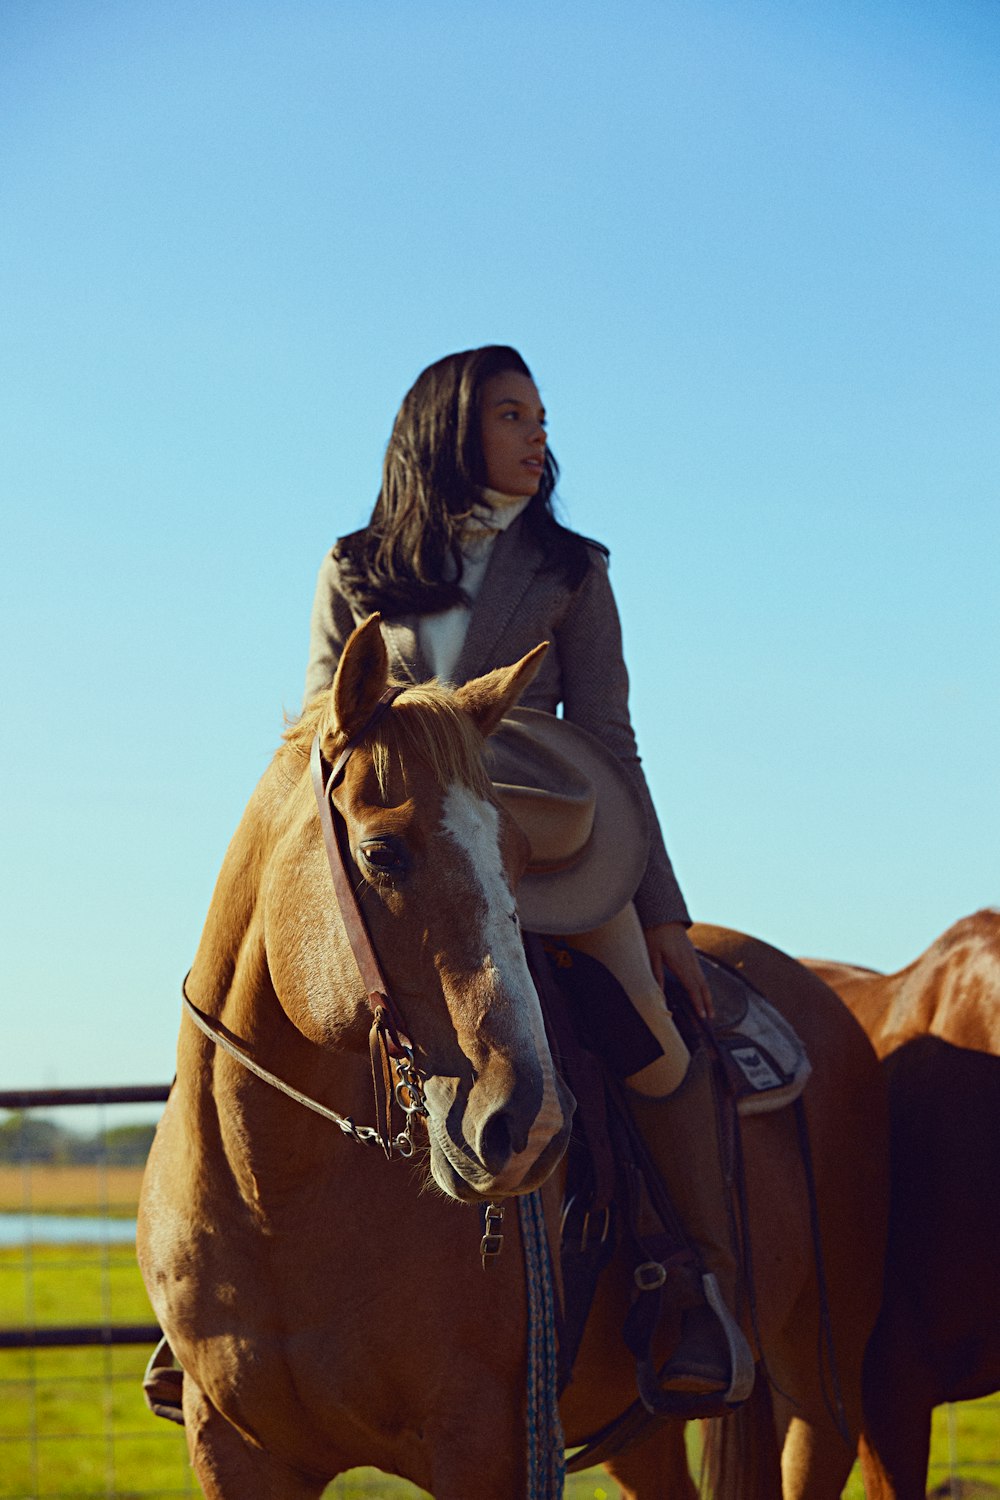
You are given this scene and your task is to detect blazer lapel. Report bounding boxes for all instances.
[452,520,544,682]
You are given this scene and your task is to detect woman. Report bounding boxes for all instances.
[305,345,752,1400]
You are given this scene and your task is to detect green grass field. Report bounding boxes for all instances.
[1,1241,997,1497]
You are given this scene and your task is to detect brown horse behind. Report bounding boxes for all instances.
[804,909,1000,1500]
[138,617,888,1499]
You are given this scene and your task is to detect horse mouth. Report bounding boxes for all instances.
[423,1076,575,1203]
[428,1122,572,1202]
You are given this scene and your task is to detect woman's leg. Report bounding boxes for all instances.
[569,904,689,1096]
[569,904,754,1401]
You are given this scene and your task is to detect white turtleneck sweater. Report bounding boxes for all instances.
[418,489,533,680]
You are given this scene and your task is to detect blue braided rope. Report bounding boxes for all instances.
[519,1190,565,1499]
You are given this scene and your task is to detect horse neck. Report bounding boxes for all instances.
[185,758,292,1008]
[176,753,372,1201]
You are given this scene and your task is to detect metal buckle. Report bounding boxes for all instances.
[560,1196,611,1254]
[480,1202,506,1269]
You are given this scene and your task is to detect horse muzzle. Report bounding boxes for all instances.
[423,1066,575,1202]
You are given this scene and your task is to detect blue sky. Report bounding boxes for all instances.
[2,0,998,1091]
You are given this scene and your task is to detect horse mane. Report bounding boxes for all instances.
[285,680,492,801]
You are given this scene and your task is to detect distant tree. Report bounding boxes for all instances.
[102,1124,157,1165]
[0,1112,71,1164]
[0,1114,156,1166]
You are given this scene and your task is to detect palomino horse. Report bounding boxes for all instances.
[139,616,887,1500]
[804,910,1000,1500]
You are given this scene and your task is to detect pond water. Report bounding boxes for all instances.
[0,1214,137,1247]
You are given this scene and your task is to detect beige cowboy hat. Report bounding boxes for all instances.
[484,707,650,935]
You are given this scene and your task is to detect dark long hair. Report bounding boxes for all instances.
[334,345,602,617]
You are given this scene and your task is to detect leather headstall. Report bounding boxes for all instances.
[310,686,428,1153]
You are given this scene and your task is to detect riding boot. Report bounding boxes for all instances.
[626,1047,755,1401]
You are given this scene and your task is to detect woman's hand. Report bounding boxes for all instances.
[644,921,714,1021]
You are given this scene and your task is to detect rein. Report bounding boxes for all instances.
[183,687,429,1159]
[181,984,422,1154]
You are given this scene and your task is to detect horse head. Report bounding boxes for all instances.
[271,615,575,1203]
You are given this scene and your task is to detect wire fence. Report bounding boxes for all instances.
[1,1087,997,1500]
[0,1086,191,1499]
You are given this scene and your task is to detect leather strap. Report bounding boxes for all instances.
[310,688,412,1053]
[183,981,366,1133]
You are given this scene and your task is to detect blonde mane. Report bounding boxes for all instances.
[285,680,492,801]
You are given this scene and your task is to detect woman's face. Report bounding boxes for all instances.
[478,370,547,496]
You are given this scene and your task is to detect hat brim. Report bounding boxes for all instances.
[485,708,650,934]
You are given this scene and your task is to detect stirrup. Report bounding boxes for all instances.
[632,1272,756,1416]
[649,1274,755,1405]
[142,1335,185,1426]
[702,1272,755,1403]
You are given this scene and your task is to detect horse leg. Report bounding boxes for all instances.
[765,1327,860,1500]
[770,1395,856,1500]
[856,1301,938,1500]
[424,1390,545,1500]
[601,1418,698,1500]
[427,1445,526,1500]
[183,1379,329,1500]
[858,1418,932,1500]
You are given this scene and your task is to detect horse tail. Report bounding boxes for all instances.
[700,1379,780,1500]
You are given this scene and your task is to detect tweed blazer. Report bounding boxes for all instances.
[304,516,691,930]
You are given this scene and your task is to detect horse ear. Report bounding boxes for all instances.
[453,642,549,738]
[331,614,389,740]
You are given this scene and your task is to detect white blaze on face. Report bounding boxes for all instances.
[438,783,566,1187]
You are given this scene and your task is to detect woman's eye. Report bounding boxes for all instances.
[358,839,407,876]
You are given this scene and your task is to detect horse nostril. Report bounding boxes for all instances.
[479,1112,523,1173]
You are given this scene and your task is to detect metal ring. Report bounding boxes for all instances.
[634,1260,668,1292]
[394,1080,427,1116]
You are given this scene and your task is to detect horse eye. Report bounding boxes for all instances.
[358,838,407,877]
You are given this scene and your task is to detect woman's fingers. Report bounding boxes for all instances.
[645,922,715,1021]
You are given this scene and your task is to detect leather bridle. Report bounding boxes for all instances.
[182,687,429,1158]
[309,689,412,1055]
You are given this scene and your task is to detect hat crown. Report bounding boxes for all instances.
[484,709,649,933]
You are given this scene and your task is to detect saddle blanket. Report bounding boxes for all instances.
[545,939,811,1116]
[695,952,812,1115]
